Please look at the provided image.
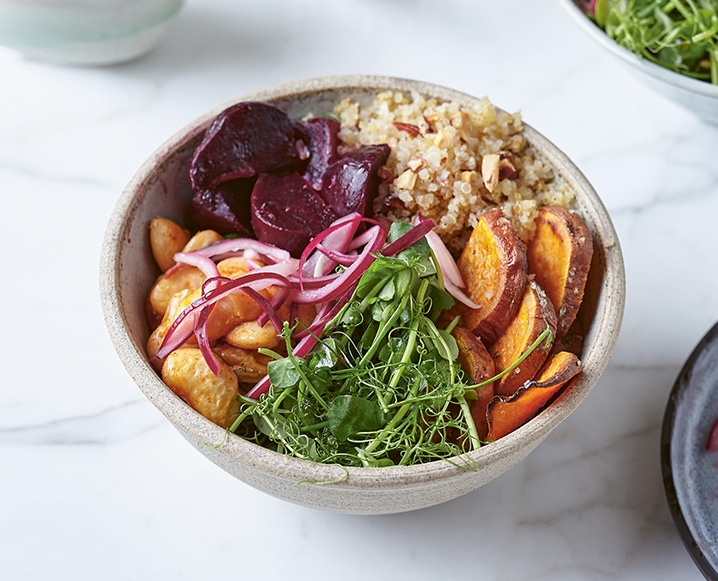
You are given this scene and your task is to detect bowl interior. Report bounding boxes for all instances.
[100,75,626,514]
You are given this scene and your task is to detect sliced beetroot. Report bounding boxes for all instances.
[251,172,338,257]
[186,178,255,237]
[321,144,390,217]
[189,101,306,191]
[297,116,341,190]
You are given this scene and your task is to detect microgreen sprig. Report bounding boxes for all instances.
[230,222,552,468]
[590,0,718,84]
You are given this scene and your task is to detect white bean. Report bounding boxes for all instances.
[161,347,239,429]
[149,217,190,272]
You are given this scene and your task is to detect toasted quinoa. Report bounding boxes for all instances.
[333,91,575,253]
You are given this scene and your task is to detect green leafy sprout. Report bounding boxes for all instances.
[228,221,552,468]
[592,0,718,84]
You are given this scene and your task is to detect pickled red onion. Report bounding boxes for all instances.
[424,228,480,309]
[292,223,387,304]
[173,251,220,279]
[153,213,478,398]
[191,237,293,264]
[381,217,435,257]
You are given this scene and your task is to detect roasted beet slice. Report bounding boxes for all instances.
[297,116,341,190]
[321,144,390,217]
[186,178,255,237]
[189,101,306,190]
[251,172,338,257]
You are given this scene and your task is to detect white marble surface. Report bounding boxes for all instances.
[2,1,716,579]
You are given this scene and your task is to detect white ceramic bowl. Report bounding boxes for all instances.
[0,0,184,66]
[559,0,718,125]
[100,75,626,515]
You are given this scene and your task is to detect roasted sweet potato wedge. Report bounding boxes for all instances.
[456,208,527,345]
[490,280,557,397]
[526,205,593,338]
[454,326,495,384]
[453,326,495,440]
[550,324,585,359]
[486,350,582,441]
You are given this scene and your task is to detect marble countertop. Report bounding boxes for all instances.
[2,1,717,579]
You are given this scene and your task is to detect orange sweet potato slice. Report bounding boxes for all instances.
[550,324,585,359]
[453,326,495,440]
[526,205,593,338]
[490,280,557,398]
[456,208,527,345]
[486,350,582,441]
[454,326,495,384]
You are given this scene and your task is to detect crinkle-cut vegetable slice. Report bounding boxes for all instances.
[186,178,256,238]
[297,116,341,190]
[490,280,557,398]
[526,205,593,338]
[457,208,528,345]
[250,171,339,257]
[453,326,495,440]
[486,350,582,441]
[321,144,390,217]
[189,101,305,190]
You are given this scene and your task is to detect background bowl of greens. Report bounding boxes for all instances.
[0,0,184,66]
[101,75,626,515]
[560,0,718,125]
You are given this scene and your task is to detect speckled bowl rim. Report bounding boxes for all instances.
[559,0,718,99]
[101,75,625,495]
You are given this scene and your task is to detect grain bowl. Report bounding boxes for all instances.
[100,75,625,514]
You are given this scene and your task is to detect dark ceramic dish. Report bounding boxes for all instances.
[662,321,718,580]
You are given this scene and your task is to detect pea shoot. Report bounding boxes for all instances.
[229,221,550,467]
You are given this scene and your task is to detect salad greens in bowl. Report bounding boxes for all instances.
[561,0,718,124]
[100,75,625,514]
